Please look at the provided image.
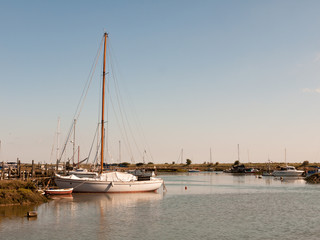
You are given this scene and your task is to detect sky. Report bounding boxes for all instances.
[2,0,320,164]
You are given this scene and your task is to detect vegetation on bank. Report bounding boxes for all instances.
[97,160,312,173]
[305,173,320,184]
[0,180,48,206]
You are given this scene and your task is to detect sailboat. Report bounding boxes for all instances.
[272,149,303,177]
[55,33,163,193]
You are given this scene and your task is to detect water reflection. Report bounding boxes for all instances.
[50,194,73,201]
[1,173,320,240]
[72,192,163,206]
[161,172,309,195]
[0,204,37,219]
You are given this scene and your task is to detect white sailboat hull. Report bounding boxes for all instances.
[55,174,163,193]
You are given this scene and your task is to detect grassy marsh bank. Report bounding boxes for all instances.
[0,180,48,206]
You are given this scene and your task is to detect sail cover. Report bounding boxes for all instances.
[101,172,137,182]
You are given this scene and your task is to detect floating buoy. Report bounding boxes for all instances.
[27,211,37,218]
[185,186,187,190]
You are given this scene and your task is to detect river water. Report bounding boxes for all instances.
[1,172,320,240]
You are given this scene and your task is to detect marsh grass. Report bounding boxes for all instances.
[0,180,47,205]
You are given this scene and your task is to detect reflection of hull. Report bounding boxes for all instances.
[72,192,163,206]
[262,172,273,176]
[50,194,73,200]
[55,174,163,193]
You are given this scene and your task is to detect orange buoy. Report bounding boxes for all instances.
[185,186,187,190]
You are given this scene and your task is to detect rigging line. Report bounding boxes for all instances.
[108,46,143,160]
[177,150,182,163]
[107,85,135,162]
[105,43,136,162]
[73,37,104,120]
[118,77,155,161]
[86,123,100,164]
[132,110,154,160]
[112,68,143,158]
[104,45,111,164]
[58,122,74,162]
[93,139,101,166]
[75,39,103,120]
[59,36,104,163]
[108,41,154,162]
[49,129,56,163]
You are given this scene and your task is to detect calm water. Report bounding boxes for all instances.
[1,173,320,240]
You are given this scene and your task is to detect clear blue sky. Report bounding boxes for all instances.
[2,0,320,164]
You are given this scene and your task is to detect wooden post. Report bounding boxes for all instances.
[8,166,11,179]
[31,160,34,178]
[1,162,4,180]
[56,160,58,172]
[45,163,48,176]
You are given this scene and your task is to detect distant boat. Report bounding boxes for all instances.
[273,166,304,177]
[262,158,273,176]
[27,211,37,218]
[272,149,303,177]
[188,169,200,172]
[45,188,73,195]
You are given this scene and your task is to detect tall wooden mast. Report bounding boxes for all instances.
[101,32,108,174]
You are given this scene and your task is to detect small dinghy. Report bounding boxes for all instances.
[45,188,73,195]
[27,211,37,217]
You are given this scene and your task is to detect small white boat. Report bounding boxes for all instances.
[27,211,37,217]
[45,188,73,195]
[188,169,200,172]
[273,166,304,177]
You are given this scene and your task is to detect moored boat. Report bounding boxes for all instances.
[45,188,74,195]
[27,211,37,217]
[273,166,304,177]
[55,32,163,193]
[55,173,163,193]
